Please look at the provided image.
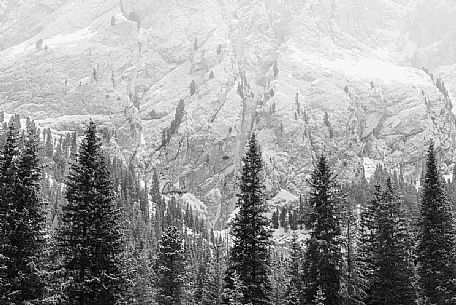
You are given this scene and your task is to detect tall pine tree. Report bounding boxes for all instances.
[341,187,366,305]
[0,122,46,304]
[302,155,343,305]
[284,234,302,305]
[358,185,382,305]
[123,202,155,305]
[203,243,225,305]
[0,121,21,303]
[370,178,417,305]
[224,133,272,305]
[155,226,185,305]
[417,142,456,305]
[57,121,125,305]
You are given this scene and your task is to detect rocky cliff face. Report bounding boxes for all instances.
[1,0,456,225]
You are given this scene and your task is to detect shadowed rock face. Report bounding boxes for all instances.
[1,0,456,224]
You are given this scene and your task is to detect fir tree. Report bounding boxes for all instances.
[341,204,366,305]
[0,122,21,304]
[45,128,53,158]
[0,122,47,304]
[150,170,162,209]
[193,242,226,305]
[70,132,77,157]
[273,60,279,78]
[272,208,279,229]
[270,252,287,305]
[203,243,225,305]
[280,206,287,229]
[194,38,198,51]
[224,133,272,305]
[15,121,46,302]
[155,226,185,305]
[123,202,155,305]
[417,142,456,305]
[194,254,209,304]
[57,121,125,305]
[358,185,381,303]
[190,80,196,96]
[14,114,21,130]
[284,234,302,305]
[370,178,417,305]
[302,155,343,305]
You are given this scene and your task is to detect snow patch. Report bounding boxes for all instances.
[45,27,95,48]
[443,173,452,183]
[272,228,310,245]
[288,44,430,85]
[269,189,299,207]
[363,157,383,182]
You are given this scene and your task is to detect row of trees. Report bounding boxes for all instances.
[271,204,304,230]
[222,137,456,305]
[155,135,456,305]
[1,116,455,305]
[0,118,226,305]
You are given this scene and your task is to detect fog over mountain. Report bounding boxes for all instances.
[1,0,456,224]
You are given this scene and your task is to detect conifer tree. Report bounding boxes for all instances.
[123,202,155,305]
[370,178,416,305]
[190,80,196,96]
[150,170,162,208]
[194,38,198,51]
[417,142,456,305]
[0,122,21,303]
[155,226,185,305]
[273,60,279,78]
[194,254,209,304]
[150,170,164,238]
[302,155,343,305]
[223,133,272,305]
[202,243,225,305]
[341,205,366,305]
[358,184,382,305]
[57,121,125,305]
[14,114,21,130]
[284,234,302,305]
[45,128,53,158]
[270,252,287,305]
[280,206,287,229]
[272,208,279,229]
[0,122,46,304]
[70,132,77,157]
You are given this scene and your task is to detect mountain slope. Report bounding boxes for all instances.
[1,0,456,224]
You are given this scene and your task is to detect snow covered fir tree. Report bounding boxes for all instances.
[223,133,272,305]
[3,2,456,305]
